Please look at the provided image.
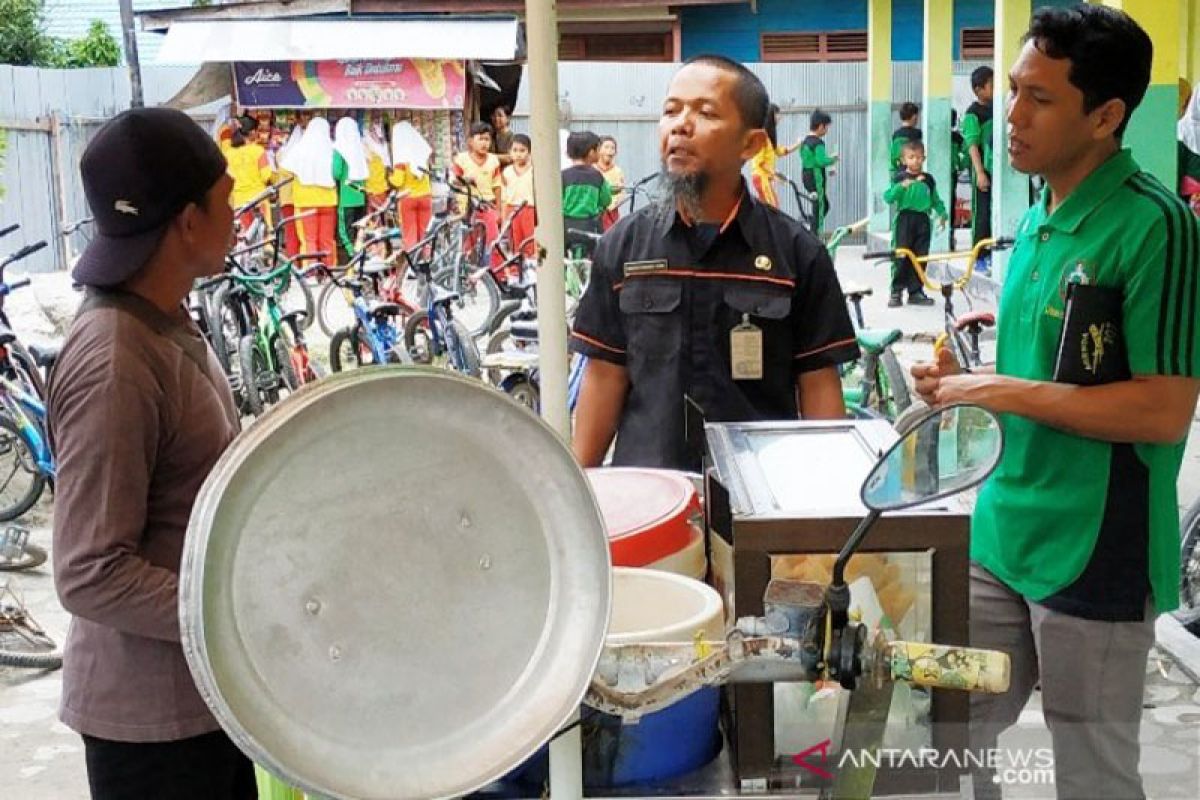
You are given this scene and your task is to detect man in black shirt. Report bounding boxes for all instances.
[570,56,859,470]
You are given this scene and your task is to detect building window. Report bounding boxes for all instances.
[559,32,673,62]
[961,27,995,59]
[761,30,868,62]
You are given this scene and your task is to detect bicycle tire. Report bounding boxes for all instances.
[238,336,266,416]
[484,327,513,386]
[316,281,355,339]
[874,349,913,419]
[272,335,300,392]
[7,340,46,401]
[403,311,435,365]
[444,269,500,338]
[1181,498,1200,608]
[203,287,230,373]
[448,319,482,378]
[284,272,316,331]
[0,540,47,571]
[504,374,540,412]
[329,325,367,372]
[0,647,62,670]
[0,415,46,522]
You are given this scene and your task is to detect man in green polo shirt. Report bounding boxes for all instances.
[913,7,1199,800]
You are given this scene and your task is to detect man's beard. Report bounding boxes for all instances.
[660,161,709,219]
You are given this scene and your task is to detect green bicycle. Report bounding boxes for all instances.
[203,254,325,416]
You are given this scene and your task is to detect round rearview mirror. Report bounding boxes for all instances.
[861,404,1004,512]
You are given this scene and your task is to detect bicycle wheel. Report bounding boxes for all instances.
[403,311,436,366]
[503,374,540,412]
[283,272,316,331]
[7,341,46,401]
[329,325,372,372]
[317,282,359,339]
[484,328,514,386]
[0,416,46,522]
[869,349,912,420]
[447,319,482,378]
[1181,499,1200,608]
[0,540,46,571]
[449,270,500,338]
[0,646,62,670]
[238,336,268,416]
[272,334,301,392]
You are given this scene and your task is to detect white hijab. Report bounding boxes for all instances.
[333,116,370,181]
[391,121,433,174]
[364,120,391,168]
[274,126,302,171]
[281,117,335,188]
[1179,82,1200,156]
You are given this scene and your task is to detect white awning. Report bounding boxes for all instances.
[155,18,522,65]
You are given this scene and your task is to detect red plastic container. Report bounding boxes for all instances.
[586,468,701,567]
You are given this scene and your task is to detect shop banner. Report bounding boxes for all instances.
[233,59,466,110]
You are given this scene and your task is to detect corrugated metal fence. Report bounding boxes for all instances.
[514,60,984,236]
[0,61,986,272]
[0,65,207,272]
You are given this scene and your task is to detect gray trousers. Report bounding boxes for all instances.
[968,563,1157,800]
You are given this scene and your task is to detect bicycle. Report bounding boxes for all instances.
[863,236,1014,372]
[1181,498,1200,616]
[325,226,415,372]
[402,248,483,379]
[0,579,61,670]
[0,526,45,572]
[315,190,408,337]
[777,172,817,231]
[0,240,51,401]
[201,245,326,416]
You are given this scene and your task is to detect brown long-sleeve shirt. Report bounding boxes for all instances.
[49,289,239,742]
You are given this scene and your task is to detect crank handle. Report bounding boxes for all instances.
[885,641,1010,694]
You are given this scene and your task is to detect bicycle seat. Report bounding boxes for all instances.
[362,258,392,276]
[370,302,405,319]
[431,284,461,306]
[842,283,873,302]
[0,327,17,347]
[280,310,309,330]
[856,327,903,355]
[510,320,539,341]
[955,310,996,331]
[28,343,59,369]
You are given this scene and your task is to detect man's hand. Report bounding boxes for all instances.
[976,171,991,192]
[901,178,914,188]
[911,347,961,406]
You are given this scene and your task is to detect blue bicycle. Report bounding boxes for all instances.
[326,227,416,371]
[402,243,482,378]
[0,281,53,521]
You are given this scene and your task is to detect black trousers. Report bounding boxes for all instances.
[893,210,931,295]
[83,730,257,800]
[972,179,992,245]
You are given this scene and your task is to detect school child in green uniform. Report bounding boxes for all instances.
[883,139,946,307]
[890,102,922,170]
[799,109,838,234]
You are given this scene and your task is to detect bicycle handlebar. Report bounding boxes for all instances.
[62,218,93,236]
[0,224,20,239]
[863,236,1014,292]
[234,175,294,217]
[566,228,602,246]
[1,277,33,295]
[275,210,316,231]
[2,241,48,267]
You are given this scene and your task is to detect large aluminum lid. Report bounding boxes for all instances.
[180,369,611,800]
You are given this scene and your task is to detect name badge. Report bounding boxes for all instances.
[623,259,668,277]
[731,314,763,381]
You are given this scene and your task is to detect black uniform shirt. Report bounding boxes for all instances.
[570,188,860,469]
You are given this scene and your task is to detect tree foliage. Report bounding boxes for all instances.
[0,0,122,68]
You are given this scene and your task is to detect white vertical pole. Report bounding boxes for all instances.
[524,1,582,797]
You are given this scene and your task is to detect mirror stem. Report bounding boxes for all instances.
[830,509,882,594]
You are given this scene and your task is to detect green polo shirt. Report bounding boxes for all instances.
[973,149,1200,617]
[961,102,993,176]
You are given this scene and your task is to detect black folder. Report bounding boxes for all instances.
[1052,283,1131,385]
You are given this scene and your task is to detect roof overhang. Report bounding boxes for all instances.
[155,18,522,64]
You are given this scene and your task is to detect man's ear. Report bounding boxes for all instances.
[1092,97,1127,141]
[740,128,768,162]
